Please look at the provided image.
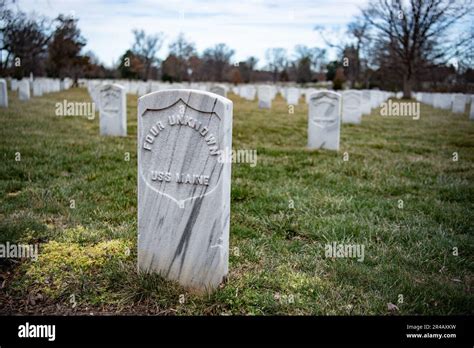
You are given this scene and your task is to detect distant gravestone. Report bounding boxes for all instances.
[0,79,8,107]
[470,96,474,120]
[150,82,161,93]
[304,88,317,104]
[433,93,442,109]
[137,89,232,292]
[11,79,19,91]
[452,94,466,113]
[210,85,227,98]
[286,87,299,105]
[53,79,61,92]
[361,90,372,115]
[18,80,30,101]
[88,82,101,105]
[137,82,149,97]
[307,91,341,151]
[99,84,127,136]
[32,80,43,97]
[245,86,256,100]
[258,86,272,109]
[342,90,362,124]
[45,80,53,94]
[240,86,248,99]
[422,93,434,106]
[370,90,381,109]
[439,94,452,110]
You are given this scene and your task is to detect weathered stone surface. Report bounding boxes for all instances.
[240,86,256,100]
[210,85,227,98]
[18,80,30,101]
[342,90,362,124]
[32,80,43,97]
[258,86,272,109]
[286,87,299,105]
[361,90,371,115]
[99,84,127,137]
[307,91,341,151]
[137,89,233,292]
[452,94,466,113]
[438,94,452,110]
[137,82,150,97]
[11,79,19,91]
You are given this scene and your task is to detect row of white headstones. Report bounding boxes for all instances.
[85,79,473,113]
[0,77,74,107]
[414,91,474,114]
[87,81,384,139]
[88,82,474,292]
[86,80,474,153]
[4,77,472,292]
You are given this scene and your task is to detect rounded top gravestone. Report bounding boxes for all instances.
[138,90,229,205]
[307,90,341,151]
[310,91,340,130]
[342,90,362,124]
[137,89,233,292]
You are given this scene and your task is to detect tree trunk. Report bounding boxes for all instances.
[402,73,412,99]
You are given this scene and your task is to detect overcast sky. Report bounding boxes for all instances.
[18,0,369,68]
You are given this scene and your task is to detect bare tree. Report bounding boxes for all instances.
[245,56,258,82]
[362,0,472,97]
[292,45,326,83]
[202,43,234,81]
[47,15,86,79]
[316,17,370,88]
[132,29,164,81]
[1,8,51,77]
[265,48,287,82]
[238,56,258,83]
[168,33,196,81]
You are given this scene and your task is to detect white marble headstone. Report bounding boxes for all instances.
[452,94,466,114]
[32,80,43,97]
[210,85,227,98]
[258,86,272,109]
[286,87,300,105]
[18,80,30,101]
[422,93,434,106]
[99,84,127,136]
[245,86,256,100]
[361,90,371,115]
[439,94,452,110]
[342,90,362,124]
[307,91,341,151]
[11,79,19,91]
[137,89,233,292]
[0,79,8,107]
[370,90,381,108]
[137,82,149,97]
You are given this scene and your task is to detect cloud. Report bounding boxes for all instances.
[18,0,368,67]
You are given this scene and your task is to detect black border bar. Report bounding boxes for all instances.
[0,315,472,345]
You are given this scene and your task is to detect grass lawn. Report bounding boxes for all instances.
[0,87,473,315]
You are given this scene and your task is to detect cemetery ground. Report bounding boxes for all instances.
[0,88,473,315]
